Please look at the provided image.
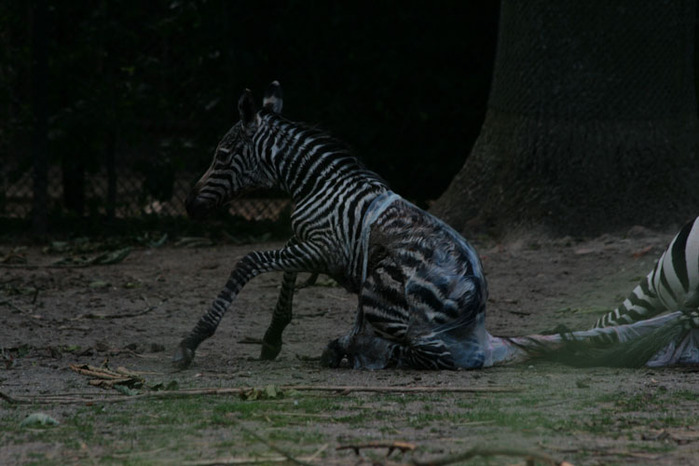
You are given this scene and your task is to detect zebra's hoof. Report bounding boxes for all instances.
[172,344,194,369]
[320,339,345,368]
[260,340,282,360]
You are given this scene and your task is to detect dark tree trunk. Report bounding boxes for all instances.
[431,0,699,236]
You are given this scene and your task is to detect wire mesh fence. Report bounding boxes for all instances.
[0,2,295,230]
[0,164,291,223]
[1,2,501,231]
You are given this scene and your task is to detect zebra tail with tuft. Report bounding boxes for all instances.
[490,311,695,368]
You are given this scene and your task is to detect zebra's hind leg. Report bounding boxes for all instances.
[396,336,457,370]
[321,323,458,370]
[320,332,401,369]
[295,272,319,290]
[260,271,297,360]
[320,337,347,368]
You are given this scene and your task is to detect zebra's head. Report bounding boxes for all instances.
[186,82,284,219]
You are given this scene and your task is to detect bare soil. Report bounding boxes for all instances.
[1,227,698,465]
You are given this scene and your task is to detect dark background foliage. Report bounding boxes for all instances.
[1,1,499,218]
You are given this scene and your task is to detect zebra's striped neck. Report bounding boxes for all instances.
[255,112,387,206]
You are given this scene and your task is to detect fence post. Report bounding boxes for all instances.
[31,0,48,236]
[106,130,116,220]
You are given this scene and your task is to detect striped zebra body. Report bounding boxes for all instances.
[173,82,488,370]
[594,217,699,330]
[323,192,489,369]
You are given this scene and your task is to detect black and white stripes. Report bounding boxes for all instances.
[594,216,699,329]
[173,82,488,370]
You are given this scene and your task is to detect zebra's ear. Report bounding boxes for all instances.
[238,89,257,126]
[262,81,283,114]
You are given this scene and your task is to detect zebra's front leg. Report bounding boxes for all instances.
[172,258,253,369]
[260,271,297,360]
[172,245,326,369]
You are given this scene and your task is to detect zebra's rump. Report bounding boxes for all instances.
[351,195,490,369]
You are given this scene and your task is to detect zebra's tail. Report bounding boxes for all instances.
[497,311,696,368]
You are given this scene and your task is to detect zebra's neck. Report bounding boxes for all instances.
[256,112,387,206]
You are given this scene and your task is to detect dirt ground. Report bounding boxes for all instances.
[1,226,698,465]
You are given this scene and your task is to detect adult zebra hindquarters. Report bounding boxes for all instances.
[592,216,699,333]
[513,311,699,368]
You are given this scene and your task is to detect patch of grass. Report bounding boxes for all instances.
[2,384,697,465]
[626,442,675,454]
[673,390,699,401]
[266,428,326,444]
[595,388,698,416]
[613,392,664,411]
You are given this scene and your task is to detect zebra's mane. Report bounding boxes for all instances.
[259,109,388,187]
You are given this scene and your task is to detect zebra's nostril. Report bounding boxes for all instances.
[185,196,212,220]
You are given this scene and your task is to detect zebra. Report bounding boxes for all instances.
[173,81,698,370]
[568,216,699,362]
[593,217,699,330]
[174,81,490,370]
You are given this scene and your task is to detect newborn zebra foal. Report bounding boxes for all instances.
[173,81,698,370]
[173,81,489,370]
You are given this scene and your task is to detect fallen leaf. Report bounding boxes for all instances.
[20,413,59,427]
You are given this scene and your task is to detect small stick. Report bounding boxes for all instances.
[1,384,523,405]
[337,441,416,456]
[412,446,569,466]
[185,446,328,466]
[0,391,20,404]
[285,385,522,394]
[0,299,26,314]
[73,296,165,320]
[236,421,314,466]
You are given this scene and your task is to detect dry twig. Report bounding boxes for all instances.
[73,295,165,320]
[282,385,522,395]
[0,391,20,404]
[185,444,328,465]
[337,441,416,457]
[238,425,314,466]
[0,299,27,313]
[1,382,523,405]
[412,446,570,466]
